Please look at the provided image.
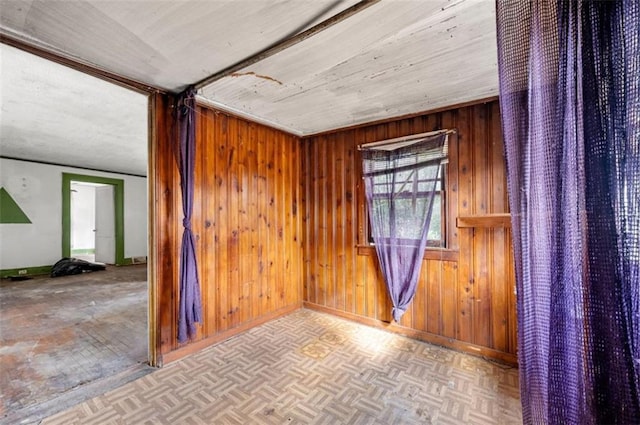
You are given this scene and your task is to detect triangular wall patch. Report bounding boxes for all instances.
[0,187,32,224]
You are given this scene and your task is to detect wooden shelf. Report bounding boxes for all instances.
[456,213,511,228]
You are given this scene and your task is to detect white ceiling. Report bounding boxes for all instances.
[0,43,149,176]
[0,0,361,91]
[202,0,498,135]
[0,0,498,173]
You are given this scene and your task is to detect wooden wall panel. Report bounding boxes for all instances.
[151,92,180,360]
[301,100,517,364]
[154,100,303,363]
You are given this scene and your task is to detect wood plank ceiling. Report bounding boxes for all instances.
[201,0,499,135]
[1,0,498,138]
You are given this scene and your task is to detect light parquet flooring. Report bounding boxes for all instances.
[42,309,521,424]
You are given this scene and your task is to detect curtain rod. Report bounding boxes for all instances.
[194,0,381,89]
[358,129,455,150]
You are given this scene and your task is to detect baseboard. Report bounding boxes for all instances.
[0,265,52,279]
[121,256,147,266]
[160,303,303,365]
[303,302,519,366]
[70,248,96,254]
[0,257,147,278]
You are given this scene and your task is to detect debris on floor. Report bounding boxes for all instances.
[50,258,106,277]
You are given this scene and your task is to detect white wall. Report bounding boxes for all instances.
[0,158,147,269]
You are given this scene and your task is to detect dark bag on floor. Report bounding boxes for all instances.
[50,258,106,277]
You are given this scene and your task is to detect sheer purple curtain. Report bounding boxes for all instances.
[362,133,447,322]
[496,1,639,424]
[176,86,202,343]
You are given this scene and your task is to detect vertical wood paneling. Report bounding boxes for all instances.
[155,97,516,364]
[426,260,442,334]
[238,119,250,325]
[440,111,459,342]
[321,136,330,308]
[344,133,356,314]
[354,128,367,318]
[334,135,346,312]
[443,111,459,250]
[257,125,268,318]
[152,92,179,360]
[203,111,218,337]
[507,232,518,354]
[227,116,240,327]
[490,102,508,353]
[472,104,491,348]
[412,261,427,332]
[301,100,517,363]
[442,261,458,339]
[216,113,230,331]
[456,106,474,343]
[155,103,303,361]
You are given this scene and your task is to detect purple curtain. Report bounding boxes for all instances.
[176,86,202,343]
[496,1,639,424]
[362,133,447,322]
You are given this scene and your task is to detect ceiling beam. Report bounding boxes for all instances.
[0,32,164,95]
[194,0,381,90]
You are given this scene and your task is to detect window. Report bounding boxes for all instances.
[366,163,446,248]
[362,130,449,249]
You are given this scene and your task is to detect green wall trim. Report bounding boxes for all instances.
[0,187,32,223]
[1,265,52,278]
[62,173,125,266]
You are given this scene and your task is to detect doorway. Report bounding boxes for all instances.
[69,181,116,263]
[62,173,125,265]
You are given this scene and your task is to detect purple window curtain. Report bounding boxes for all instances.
[176,86,202,343]
[362,133,447,322]
[496,1,639,424]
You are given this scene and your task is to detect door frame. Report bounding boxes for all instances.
[62,173,125,265]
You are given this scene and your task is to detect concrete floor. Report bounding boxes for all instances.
[0,265,150,424]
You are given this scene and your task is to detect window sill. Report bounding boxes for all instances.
[356,244,459,262]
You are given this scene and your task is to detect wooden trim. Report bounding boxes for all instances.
[303,302,518,366]
[356,245,459,262]
[147,93,159,368]
[456,213,511,228]
[358,129,451,150]
[302,96,499,139]
[0,33,163,95]
[161,303,302,365]
[1,156,146,178]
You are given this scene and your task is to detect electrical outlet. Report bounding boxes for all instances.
[18,269,27,275]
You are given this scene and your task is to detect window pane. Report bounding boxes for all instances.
[427,194,442,242]
[371,193,442,242]
[368,164,445,247]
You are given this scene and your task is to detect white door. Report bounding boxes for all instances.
[95,185,116,264]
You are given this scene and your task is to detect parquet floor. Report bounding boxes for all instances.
[42,309,522,424]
